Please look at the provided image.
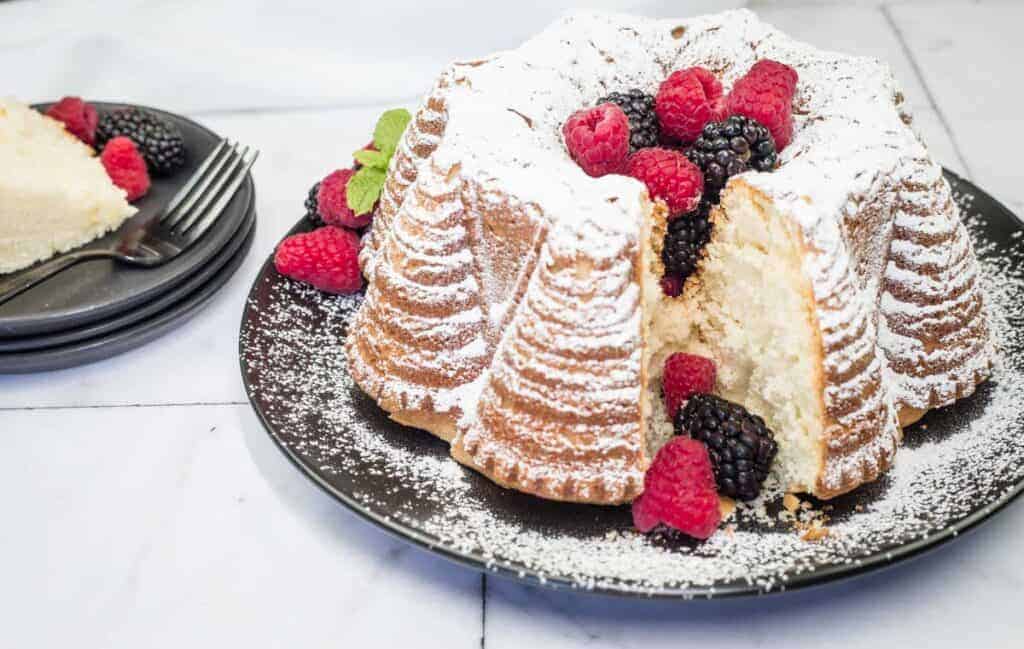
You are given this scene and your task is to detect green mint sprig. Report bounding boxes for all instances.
[346,108,412,216]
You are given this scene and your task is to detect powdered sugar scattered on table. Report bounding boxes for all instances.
[240,184,1024,596]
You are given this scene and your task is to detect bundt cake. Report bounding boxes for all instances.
[347,10,995,505]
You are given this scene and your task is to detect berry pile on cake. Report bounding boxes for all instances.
[275,11,994,541]
[0,96,189,274]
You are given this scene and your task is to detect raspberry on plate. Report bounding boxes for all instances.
[562,103,630,177]
[99,136,150,202]
[274,225,363,294]
[655,67,726,144]
[318,169,372,229]
[632,437,721,539]
[726,59,799,151]
[626,147,703,216]
[45,96,98,146]
[662,352,716,418]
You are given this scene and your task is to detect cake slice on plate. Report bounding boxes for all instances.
[0,98,136,275]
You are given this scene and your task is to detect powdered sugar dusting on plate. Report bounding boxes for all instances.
[240,181,1024,596]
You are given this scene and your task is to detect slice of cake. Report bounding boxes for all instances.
[0,98,136,275]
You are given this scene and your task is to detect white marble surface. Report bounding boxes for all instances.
[2,1,1022,647]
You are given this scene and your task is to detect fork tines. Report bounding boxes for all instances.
[160,139,259,236]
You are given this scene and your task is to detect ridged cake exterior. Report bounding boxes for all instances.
[348,10,994,504]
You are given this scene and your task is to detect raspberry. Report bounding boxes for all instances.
[632,437,721,539]
[45,96,98,146]
[318,169,372,229]
[675,394,778,501]
[662,352,716,418]
[99,136,150,201]
[626,147,703,216]
[655,67,726,144]
[273,225,363,294]
[562,103,630,177]
[726,59,799,151]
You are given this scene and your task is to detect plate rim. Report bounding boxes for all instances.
[238,169,1024,599]
[0,100,254,338]
[0,208,256,373]
[0,185,255,353]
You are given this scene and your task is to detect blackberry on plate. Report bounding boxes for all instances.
[674,393,778,501]
[661,200,712,285]
[304,182,322,226]
[686,115,777,199]
[597,89,659,152]
[95,108,186,176]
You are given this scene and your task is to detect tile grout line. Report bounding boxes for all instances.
[880,3,975,180]
[480,573,488,649]
[0,400,248,412]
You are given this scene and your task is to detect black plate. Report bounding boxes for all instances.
[0,210,254,374]
[0,191,254,353]
[0,101,253,339]
[239,170,1024,598]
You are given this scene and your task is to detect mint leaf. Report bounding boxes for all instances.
[346,166,386,216]
[353,148,389,170]
[373,108,412,156]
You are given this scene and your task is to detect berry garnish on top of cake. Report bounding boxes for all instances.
[675,394,779,501]
[655,66,726,144]
[95,107,186,176]
[687,116,778,199]
[726,59,798,151]
[596,89,660,152]
[562,103,631,177]
[625,147,703,216]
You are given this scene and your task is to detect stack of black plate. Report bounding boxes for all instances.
[0,103,256,373]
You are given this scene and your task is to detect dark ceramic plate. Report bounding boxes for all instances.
[0,203,254,354]
[0,101,253,339]
[0,209,254,374]
[239,170,1024,598]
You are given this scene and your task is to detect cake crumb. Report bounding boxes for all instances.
[783,493,801,512]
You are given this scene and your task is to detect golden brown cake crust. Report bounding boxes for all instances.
[346,10,995,505]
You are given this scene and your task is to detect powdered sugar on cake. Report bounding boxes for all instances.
[350,8,993,503]
[240,181,1023,591]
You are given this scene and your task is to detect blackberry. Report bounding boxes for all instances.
[674,394,778,501]
[661,200,712,284]
[686,115,777,199]
[96,108,186,175]
[597,89,659,152]
[304,182,322,226]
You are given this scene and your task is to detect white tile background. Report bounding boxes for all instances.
[2,1,1022,647]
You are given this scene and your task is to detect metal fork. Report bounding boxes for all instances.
[0,140,259,306]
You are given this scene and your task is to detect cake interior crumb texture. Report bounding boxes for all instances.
[0,98,135,274]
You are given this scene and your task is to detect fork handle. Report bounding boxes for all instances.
[0,249,113,307]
